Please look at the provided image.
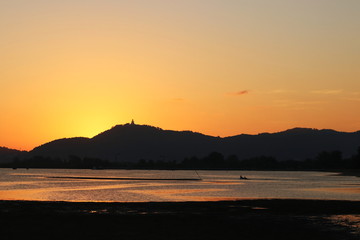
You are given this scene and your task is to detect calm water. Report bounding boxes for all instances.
[0,168,359,202]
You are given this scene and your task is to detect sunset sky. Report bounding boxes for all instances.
[1,0,360,151]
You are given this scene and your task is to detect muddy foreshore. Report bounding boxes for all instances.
[1,199,360,240]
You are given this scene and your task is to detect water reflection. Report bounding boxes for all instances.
[312,188,360,194]
[326,215,360,235]
[0,169,359,202]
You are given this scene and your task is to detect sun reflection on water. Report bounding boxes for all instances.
[0,169,359,202]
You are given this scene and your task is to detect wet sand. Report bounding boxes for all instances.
[337,169,360,177]
[1,199,360,240]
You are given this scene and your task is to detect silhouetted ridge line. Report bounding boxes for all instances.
[0,147,26,163]
[1,124,360,166]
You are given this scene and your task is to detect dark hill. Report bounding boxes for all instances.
[224,128,360,160]
[0,147,27,163]
[90,124,220,161]
[27,124,360,162]
[30,137,90,159]
[30,124,219,162]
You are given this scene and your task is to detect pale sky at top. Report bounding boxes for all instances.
[1,0,359,150]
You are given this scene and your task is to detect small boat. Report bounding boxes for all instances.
[240,175,248,180]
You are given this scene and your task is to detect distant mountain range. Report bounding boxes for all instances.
[1,123,360,163]
[0,147,27,163]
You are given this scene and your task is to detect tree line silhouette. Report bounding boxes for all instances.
[2,146,360,170]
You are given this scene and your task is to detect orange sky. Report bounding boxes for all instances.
[1,0,360,151]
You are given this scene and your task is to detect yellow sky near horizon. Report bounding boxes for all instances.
[1,0,360,150]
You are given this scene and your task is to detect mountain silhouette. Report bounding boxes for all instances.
[29,124,219,162]
[23,123,360,163]
[0,147,26,163]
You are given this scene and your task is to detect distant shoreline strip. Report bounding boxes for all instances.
[46,176,202,181]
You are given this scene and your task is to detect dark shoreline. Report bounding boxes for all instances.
[1,199,360,240]
[335,169,360,177]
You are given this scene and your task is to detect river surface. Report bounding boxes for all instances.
[0,169,359,202]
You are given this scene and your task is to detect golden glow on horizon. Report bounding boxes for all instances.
[1,0,360,150]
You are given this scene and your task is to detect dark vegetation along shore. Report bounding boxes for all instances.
[1,199,360,240]
[3,146,360,171]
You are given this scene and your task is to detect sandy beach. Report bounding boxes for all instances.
[1,199,359,240]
